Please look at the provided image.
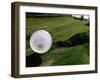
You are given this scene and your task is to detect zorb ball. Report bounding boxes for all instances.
[30,30,52,54]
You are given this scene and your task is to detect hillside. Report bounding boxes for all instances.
[26,15,89,67]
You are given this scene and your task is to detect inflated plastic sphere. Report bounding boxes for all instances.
[30,30,52,54]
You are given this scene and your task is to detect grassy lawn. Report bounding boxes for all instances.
[26,15,89,67]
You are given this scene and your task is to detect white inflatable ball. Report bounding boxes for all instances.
[30,30,52,54]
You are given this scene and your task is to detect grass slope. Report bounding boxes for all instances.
[41,43,89,66]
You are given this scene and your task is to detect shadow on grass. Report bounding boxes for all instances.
[26,53,42,67]
[53,32,89,48]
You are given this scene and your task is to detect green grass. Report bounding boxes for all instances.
[51,44,89,65]
[40,43,89,66]
[26,15,89,66]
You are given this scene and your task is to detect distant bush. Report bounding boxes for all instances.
[26,12,71,18]
[85,22,89,26]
